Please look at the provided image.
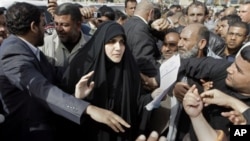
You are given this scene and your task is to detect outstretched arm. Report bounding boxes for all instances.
[85,105,131,133]
[183,85,221,141]
[201,89,249,113]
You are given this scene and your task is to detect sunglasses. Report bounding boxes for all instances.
[163,42,178,47]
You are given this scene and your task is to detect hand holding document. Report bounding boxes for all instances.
[146,54,180,111]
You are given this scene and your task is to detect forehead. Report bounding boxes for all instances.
[127,1,136,7]
[228,26,247,34]
[54,14,72,21]
[220,20,228,25]
[235,55,250,74]
[239,4,250,10]
[165,32,180,40]
[181,26,197,37]
[187,5,205,14]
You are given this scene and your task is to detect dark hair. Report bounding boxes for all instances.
[55,3,82,22]
[220,14,241,26]
[153,7,161,20]
[98,5,115,21]
[0,7,6,15]
[6,2,42,35]
[125,0,137,8]
[185,1,208,16]
[165,28,179,35]
[114,9,127,21]
[229,21,249,36]
[241,46,250,62]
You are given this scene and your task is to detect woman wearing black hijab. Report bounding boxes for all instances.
[62,21,155,141]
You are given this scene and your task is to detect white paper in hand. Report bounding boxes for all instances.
[146,54,180,111]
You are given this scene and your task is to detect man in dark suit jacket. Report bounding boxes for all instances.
[0,3,130,141]
[123,0,169,92]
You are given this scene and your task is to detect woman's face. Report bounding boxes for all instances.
[105,35,125,63]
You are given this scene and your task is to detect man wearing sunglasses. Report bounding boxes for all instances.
[160,29,180,62]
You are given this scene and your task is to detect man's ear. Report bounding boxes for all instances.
[30,21,38,33]
[116,17,123,25]
[148,8,154,21]
[198,39,207,50]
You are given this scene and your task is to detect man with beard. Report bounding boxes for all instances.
[167,22,247,141]
[0,2,131,141]
[174,46,250,141]
[177,23,209,59]
[166,23,219,141]
[41,3,88,72]
[176,1,225,55]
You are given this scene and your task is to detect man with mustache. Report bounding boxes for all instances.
[41,3,89,72]
[175,45,250,141]
[218,21,249,62]
[167,23,222,141]
[159,29,180,62]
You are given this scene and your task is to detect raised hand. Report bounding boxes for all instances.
[80,7,95,19]
[47,0,58,18]
[151,18,171,31]
[75,71,95,99]
[183,85,203,118]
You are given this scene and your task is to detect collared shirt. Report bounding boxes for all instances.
[134,15,148,24]
[41,31,87,68]
[18,36,40,61]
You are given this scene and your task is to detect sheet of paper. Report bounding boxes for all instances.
[146,54,180,111]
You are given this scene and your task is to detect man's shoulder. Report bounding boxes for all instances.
[1,35,24,49]
[123,16,146,28]
[0,35,30,57]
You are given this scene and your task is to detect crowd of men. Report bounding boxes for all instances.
[1,0,250,141]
